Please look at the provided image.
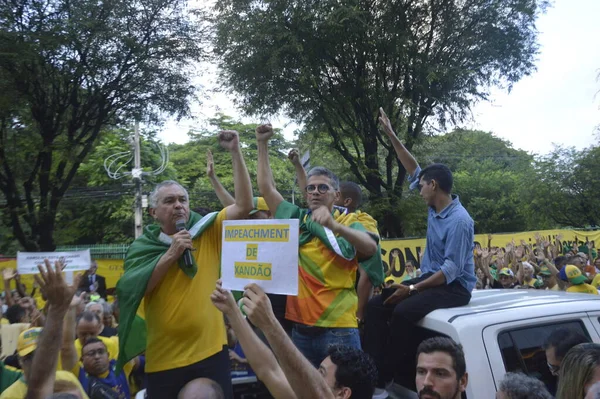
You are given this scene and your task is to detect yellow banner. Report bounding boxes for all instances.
[381,229,600,284]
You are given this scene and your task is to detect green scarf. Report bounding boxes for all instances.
[115,211,218,372]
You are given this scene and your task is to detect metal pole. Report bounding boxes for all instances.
[133,121,143,238]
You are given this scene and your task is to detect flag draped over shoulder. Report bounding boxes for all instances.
[355,211,385,287]
[115,211,217,372]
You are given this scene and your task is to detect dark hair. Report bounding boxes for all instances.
[416,337,466,380]
[307,167,340,190]
[6,304,26,324]
[77,310,101,325]
[339,181,363,209]
[418,163,453,193]
[81,337,106,353]
[327,345,377,399]
[543,328,590,361]
[554,256,567,268]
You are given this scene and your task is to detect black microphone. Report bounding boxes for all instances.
[176,219,193,267]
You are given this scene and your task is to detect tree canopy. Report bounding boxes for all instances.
[212,0,548,235]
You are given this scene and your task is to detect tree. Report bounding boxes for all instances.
[525,146,600,229]
[0,0,207,250]
[212,0,548,236]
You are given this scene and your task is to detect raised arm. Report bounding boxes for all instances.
[378,108,419,179]
[207,149,236,207]
[210,281,297,399]
[3,268,16,307]
[242,284,335,399]
[288,149,308,200]
[26,260,80,399]
[219,130,254,220]
[256,124,285,213]
[60,292,84,373]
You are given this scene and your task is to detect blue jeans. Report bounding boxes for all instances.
[292,325,361,368]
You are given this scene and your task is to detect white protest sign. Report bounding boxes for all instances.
[221,219,299,295]
[17,250,92,275]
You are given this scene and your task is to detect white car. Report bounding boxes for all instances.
[388,289,600,399]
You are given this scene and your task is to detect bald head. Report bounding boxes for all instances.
[177,378,224,399]
[337,181,362,212]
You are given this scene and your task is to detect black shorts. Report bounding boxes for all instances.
[146,346,232,399]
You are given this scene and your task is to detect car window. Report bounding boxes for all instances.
[498,320,589,393]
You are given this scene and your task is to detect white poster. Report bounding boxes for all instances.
[221,219,299,295]
[16,250,92,275]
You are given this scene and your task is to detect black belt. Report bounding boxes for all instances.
[293,323,329,337]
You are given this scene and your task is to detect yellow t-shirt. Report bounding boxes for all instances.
[591,274,600,288]
[0,370,89,399]
[567,284,599,295]
[144,209,227,372]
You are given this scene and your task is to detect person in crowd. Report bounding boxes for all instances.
[384,278,395,288]
[543,327,590,396]
[76,338,138,398]
[556,343,600,399]
[539,265,560,291]
[518,262,543,288]
[415,337,468,399]
[117,130,254,399]
[101,301,115,330]
[177,378,224,399]
[496,373,553,399]
[211,280,378,399]
[403,260,422,281]
[364,108,476,395]
[60,309,119,373]
[2,259,88,399]
[255,124,378,367]
[78,262,107,300]
[85,302,117,337]
[560,265,598,295]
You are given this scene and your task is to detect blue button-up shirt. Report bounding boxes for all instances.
[408,166,477,292]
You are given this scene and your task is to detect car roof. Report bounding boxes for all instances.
[425,289,600,323]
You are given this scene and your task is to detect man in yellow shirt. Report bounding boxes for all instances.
[0,328,88,399]
[561,265,599,295]
[117,130,254,399]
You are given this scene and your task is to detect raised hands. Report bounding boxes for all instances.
[288,149,300,166]
[255,124,274,142]
[206,150,215,178]
[34,259,81,312]
[218,130,240,151]
[311,206,335,230]
[210,279,238,317]
[378,108,397,138]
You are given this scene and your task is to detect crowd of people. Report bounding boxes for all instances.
[0,108,598,399]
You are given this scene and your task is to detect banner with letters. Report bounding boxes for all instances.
[220,219,299,295]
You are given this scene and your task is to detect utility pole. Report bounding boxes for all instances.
[133,121,143,238]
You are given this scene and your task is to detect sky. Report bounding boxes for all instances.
[158,0,600,155]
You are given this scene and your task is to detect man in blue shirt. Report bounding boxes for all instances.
[363,109,476,396]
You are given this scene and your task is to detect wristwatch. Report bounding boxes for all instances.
[409,284,419,296]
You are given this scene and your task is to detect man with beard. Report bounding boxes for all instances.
[415,337,468,399]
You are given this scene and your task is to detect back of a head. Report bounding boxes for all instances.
[498,373,553,399]
[77,310,101,325]
[327,345,377,399]
[556,343,600,399]
[554,256,567,268]
[339,181,362,210]
[418,163,453,194]
[543,328,590,360]
[416,337,466,379]
[177,378,224,399]
[46,394,81,399]
[51,378,83,398]
[6,304,25,324]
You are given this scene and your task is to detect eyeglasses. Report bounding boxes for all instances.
[305,184,332,194]
[547,362,560,374]
[83,348,107,358]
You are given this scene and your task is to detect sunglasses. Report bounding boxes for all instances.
[306,184,333,194]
